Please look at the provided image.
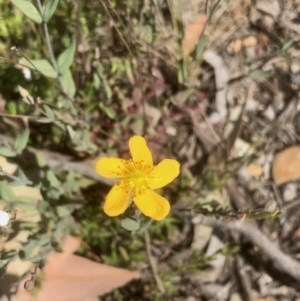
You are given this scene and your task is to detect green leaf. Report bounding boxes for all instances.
[11,0,42,23]
[0,250,18,260]
[0,261,4,269]
[45,170,61,187]
[170,89,194,107]
[21,59,58,78]
[43,104,55,118]
[0,147,16,157]
[37,235,51,246]
[17,168,33,185]
[99,102,116,119]
[279,38,294,54]
[0,261,7,277]
[138,219,154,233]
[37,201,51,213]
[14,128,30,154]
[124,59,134,84]
[15,196,36,203]
[35,153,47,168]
[57,37,76,75]
[56,205,70,217]
[247,209,281,220]
[248,69,270,81]
[43,0,59,22]
[28,253,45,263]
[46,187,62,200]
[121,218,140,231]
[9,169,32,186]
[61,69,76,98]
[0,181,15,201]
[9,179,28,186]
[19,222,39,231]
[19,240,37,260]
[36,118,53,123]
[196,35,208,60]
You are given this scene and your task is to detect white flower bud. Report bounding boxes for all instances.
[0,211,10,226]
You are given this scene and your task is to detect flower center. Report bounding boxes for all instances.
[118,159,153,195]
[131,170,147,187]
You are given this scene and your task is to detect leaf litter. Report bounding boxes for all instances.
[3,0,300,300]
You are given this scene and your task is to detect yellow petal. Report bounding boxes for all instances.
[103,183,131,216]
[148,159,180,189]
[129,135,153,166]
[133,190,170,220]
[95,157,128,178]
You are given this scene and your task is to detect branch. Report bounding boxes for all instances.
[193,215,300,284]
[0,135,114,186]
[145,230,165,294]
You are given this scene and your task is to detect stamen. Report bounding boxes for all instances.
[117,160,132,175]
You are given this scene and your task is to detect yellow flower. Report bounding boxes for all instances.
[95,135,180,221]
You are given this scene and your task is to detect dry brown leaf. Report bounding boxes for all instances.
[247,163,263,177]
[272,146,300,184]
[229,39,242,53]
[292,228,300,240]
[16,236,140,301]
[242,36,258,47]
[182,14,207,57]
[0,155,42,282]
[228,36,258,54]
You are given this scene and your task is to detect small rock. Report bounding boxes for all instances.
[186,297,197,301]
[247,163,264,177]
[292,228,300,240]
[256,0,280,18]
[283,183,297,202]
[238,166,251,181]
[290,59,300,74]
[263,105,275,120]
[230,293,242,301]
[192,224,212,251]
[272,146,300,184]
[246,98,257,111]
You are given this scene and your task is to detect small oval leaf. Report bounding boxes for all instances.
[0,147,16,157]
[121,218,140,231]
[11,0,42,23]
[14,128,30,154]
[21,59,58,78]
[0,182,15,201]
[43,0,59,23]
[0,250,18,260]
[57,37,76,75]
[61,68,76,98]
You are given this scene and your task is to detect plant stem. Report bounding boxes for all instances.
[36,0,65,92]
[36,0,76,111]
[43,22,59,72]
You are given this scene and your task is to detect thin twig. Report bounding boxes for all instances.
[272,183,284,210]
[148,61,171,156]
[236,256,253,301]
[203,50,229,124]
[144,229,165,294]
[99,0,133,56]
[193,215,300,283]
